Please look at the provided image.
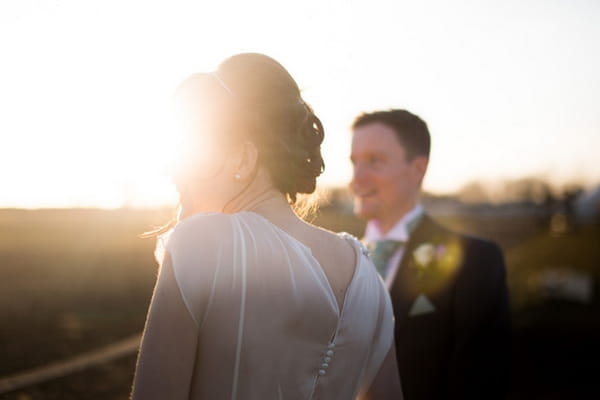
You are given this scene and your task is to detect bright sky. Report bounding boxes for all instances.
[1,0,599,208]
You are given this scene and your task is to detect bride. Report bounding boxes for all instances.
[131,53,402,399]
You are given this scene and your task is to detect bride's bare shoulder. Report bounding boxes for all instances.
[305,223,358,262]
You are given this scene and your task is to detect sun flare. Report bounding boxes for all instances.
[1,0,599,208]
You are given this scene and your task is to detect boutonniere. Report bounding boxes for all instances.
[412,243,436,278]
[413,243,436,269]
[413,242,463,278]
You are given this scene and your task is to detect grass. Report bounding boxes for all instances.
[0,209,166,376]
[0,207,598,399]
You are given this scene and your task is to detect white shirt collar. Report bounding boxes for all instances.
[364,204,424,243]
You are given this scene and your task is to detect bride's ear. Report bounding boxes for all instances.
[232,141,259,181]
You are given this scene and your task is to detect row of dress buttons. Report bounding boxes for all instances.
[318,343,335,376]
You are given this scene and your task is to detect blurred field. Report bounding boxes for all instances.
[1,207,599,399]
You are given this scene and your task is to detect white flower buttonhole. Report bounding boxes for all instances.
[413,243,436,269]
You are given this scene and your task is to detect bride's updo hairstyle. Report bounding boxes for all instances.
[175,53,325,204]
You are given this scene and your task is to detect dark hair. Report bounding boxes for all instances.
[175,53,325,204]
[352,109,430,160]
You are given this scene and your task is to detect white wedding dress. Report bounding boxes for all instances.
[134,211,394,400]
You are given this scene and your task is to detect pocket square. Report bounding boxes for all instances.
[408,294,436,316]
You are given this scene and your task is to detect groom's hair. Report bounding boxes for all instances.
[352,109,430,161]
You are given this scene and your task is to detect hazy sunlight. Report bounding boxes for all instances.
[1,0,599,208]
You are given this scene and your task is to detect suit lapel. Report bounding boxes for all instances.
[390,214,443,314]
[399,215,437,273]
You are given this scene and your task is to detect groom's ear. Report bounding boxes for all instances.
[411,155,429,184]
[234,140,259,180]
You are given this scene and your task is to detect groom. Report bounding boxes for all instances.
[349,109,510,399]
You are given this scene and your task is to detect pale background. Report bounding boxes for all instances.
[1,0,599,208]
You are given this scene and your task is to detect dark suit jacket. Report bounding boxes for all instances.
[389,214,510,400]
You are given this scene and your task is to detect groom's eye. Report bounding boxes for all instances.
[369,155,385,167]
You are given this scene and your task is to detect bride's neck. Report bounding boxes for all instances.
[224,179,295,218]
[237,189,291,215]
[222,167,301,226]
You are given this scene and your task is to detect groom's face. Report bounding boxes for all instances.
[350,122,427,226]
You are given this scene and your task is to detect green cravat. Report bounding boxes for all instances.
[369,239,404,278]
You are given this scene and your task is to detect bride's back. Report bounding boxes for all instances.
[157,211,391,399]
[273,216,358,311]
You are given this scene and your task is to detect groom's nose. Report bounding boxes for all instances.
[350,162,369,191]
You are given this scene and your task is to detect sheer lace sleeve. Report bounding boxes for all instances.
[131,252,199,399]
[161,212,234,327]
